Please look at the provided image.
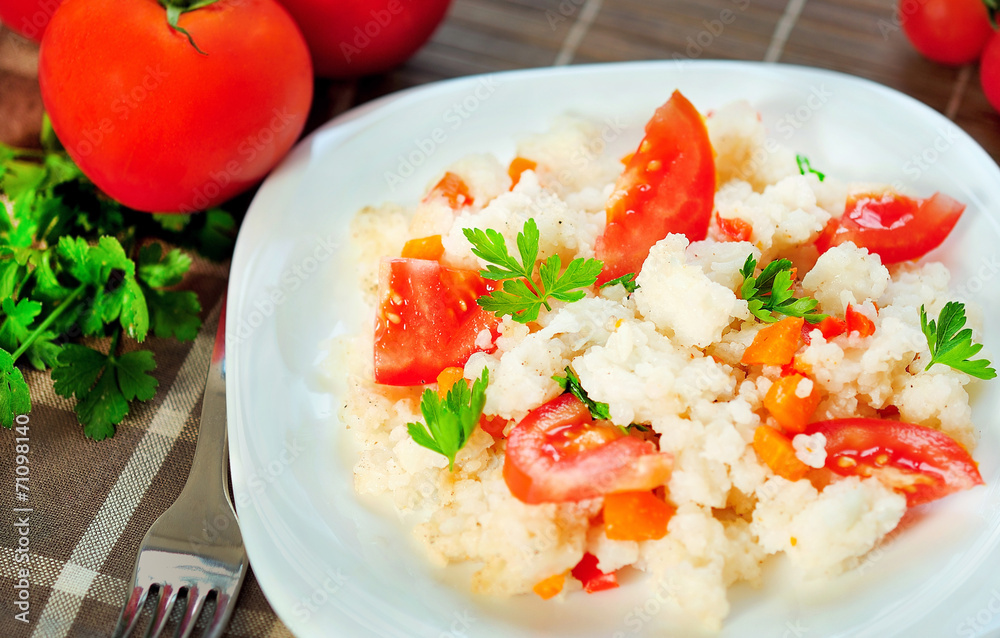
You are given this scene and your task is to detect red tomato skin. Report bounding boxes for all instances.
[275,0,452,78]
[596,91,715,285]
[816,192,964,265]
[900,0,993,66]
[38,0,312,212]
[503,394,673,504]
[982,31,1000,114]
[805,418,984,507]
[571,553,618,593]
[0,0,63,41]
[374,258,499,386]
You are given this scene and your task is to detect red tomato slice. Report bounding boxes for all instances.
[804,418,984,507]
[816,192,964,264]
[373,258,499,386]
[503,394,672,504]
[595,91,715,284]
[571,552,618,593]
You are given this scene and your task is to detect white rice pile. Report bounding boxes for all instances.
[332,100,985,630]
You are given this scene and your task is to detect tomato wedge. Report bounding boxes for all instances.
[595,91,715,284]
[804,418,984,507]
[503,394,672,503]
[816,192,965,264]
[373,258,500,386]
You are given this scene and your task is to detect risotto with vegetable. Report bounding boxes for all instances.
[333,91,994,630]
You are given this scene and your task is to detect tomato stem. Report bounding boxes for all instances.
[157,0,223,55]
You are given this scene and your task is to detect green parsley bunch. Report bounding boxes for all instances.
[0,123,235,438]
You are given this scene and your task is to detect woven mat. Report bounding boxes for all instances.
[2,0,999,636]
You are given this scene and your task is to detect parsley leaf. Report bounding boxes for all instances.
[920,303,996,380]
[739,254,825,323]
[52,342,159,440]
[137,243,192,287]
[553,365,612,421]
[407,368,489,471]
[145,289,203,341]
[1,131,224,439]
[599,272,639,294]
[23,331,62,370]
[0,348,31,428]
[150,208,237,262]
[0,298,42,353]
[463,219,603,323]
[796,154,825,181]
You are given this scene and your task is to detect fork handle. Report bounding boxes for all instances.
[182,298,231,503]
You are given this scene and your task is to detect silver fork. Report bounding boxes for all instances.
[113,302,248,638]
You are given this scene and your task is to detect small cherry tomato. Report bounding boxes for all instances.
[900,0,993,66]
[0,0,64,41]
[274,0,452,78]
[981,31,1000,113]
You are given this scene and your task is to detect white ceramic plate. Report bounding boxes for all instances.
[227,61,1000,638]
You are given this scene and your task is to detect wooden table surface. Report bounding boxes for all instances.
[3,0,1000,160]
[1,1,998,636]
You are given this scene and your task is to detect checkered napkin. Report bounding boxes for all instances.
[0,258,293,638]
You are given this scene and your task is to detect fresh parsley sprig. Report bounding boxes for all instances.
[553,365,649,434]
[920,302,996,380]
[0,127,236,438]
[553,365,611,421]
[796,154,825,182]
[462,219,603,323]
[599,272,639,294]
[407,368,489,471]
[739,254,825,324]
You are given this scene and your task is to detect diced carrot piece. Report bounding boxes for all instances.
[845,304,876,337]
[436,366,465,397]
[716,216,753,242]
[603,490,675,541]
[571,553,618,593]
[532,572,566,600]
[424,172,473,208]
[741,317,804,366]
[753,425,809,481]
[508,157,537,189]
[763,373,822,434]
[401,235,444,261]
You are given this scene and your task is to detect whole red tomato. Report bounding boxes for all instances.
[39,0,313,213]
[900,0,993,66]
[0,0,63,41]
[275,0,452,78]
[982,31,1000,113]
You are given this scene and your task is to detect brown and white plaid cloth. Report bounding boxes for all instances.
[0,258,293,638]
